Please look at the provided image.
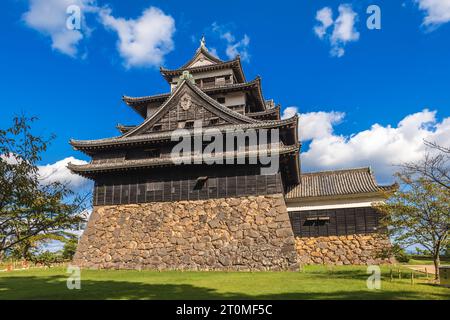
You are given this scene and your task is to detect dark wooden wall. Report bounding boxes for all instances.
[289,207,382,237]
[93,173,283,205]
[151,101,229,132]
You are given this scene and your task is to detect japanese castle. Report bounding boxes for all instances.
[68,37,395,270]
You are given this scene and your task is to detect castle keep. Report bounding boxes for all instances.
[69,38,394,270]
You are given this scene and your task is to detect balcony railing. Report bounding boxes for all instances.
[196,78,233,89]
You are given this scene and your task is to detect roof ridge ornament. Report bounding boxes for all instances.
[178,71,195,84]
[200,34,207,50]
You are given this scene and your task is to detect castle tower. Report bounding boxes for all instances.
[69,38,300,270]
[69,38,394,269]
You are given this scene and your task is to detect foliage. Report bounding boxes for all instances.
[0,116,88,259]
[29,251,63,267]
[392,244,410,263]
[376,164,449,280]
[402,140,450,190]
[62,237,78,261]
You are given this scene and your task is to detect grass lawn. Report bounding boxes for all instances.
[405,256,450,266]
[0,265,449,300]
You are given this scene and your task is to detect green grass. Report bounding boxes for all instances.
[404,256,450,266]
[0,265,448,300]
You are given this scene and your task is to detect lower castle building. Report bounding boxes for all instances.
[69,38,395,270]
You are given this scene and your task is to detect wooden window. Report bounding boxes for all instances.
[126,149,160,160]
[194,176,208,190]
[215,77,226,86]
[146,182,163,191]
[184,121,195,129]
[145,148,160,158]
[202,77,215,86]
[93,174,282,205]
[209,117,219,126]
[289,207,382,238]
[304,216,330,226]
[152,124,162,132]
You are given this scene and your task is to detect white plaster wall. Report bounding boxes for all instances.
[286,195,385,211]
[210,91,246,107]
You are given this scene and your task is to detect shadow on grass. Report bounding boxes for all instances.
[0,274,448,300]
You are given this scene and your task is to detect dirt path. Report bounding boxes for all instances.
[406,265,436,274]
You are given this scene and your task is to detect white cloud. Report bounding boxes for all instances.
[283,107,345,141]
[99,6,175,68]
[300,111,345,141]
[225,35,250,62]
[314,4,359,57]
[314,7,334,39]
[287,108,450,183]
[23,0,97,57]
[416,0,450,26]
[0,153,20,165]
[211,22,250,62]
[39,156,91,192]
[281,107,299,120]
[209,47,220,59]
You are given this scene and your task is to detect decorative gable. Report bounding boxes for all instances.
[186,52,217,68]
[180,37,223,70]
[123,80,257,137]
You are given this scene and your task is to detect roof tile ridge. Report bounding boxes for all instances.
[301,167,372,176]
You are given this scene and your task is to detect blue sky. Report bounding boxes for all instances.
[1,0,450,188]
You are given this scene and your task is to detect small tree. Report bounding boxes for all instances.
[0,116,87,258]
[62,237,79,261]
[403,140,450,190]
[377,173,449,280]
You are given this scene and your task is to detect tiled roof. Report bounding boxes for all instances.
[247,106,280,119]
[68,144,299,175]
[122,92,170,105]
[122,78,262,106]
[285,167,396,199]
[70,115,298,149]
[160,57,245,83]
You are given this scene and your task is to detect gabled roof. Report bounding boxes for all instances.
[180,44,224,69]
[70,115,299,151]
[123,79,258,138]
[160,57,246,83]
[123,92,169,106]
[158,37,242,80]
[285,167,397,200]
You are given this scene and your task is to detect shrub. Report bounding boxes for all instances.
[62,238,78,261]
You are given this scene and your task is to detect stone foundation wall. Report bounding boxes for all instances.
[73,194,299,271]
[295,234,394,265]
